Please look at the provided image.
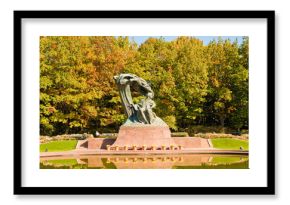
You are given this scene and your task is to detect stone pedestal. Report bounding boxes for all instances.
[112,124,176,148]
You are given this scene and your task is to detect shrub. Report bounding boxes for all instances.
[97,133,118,138]
[182,125,248,136]
[40,133,93,144]
[171,132,189,137]
[194,133,248,140]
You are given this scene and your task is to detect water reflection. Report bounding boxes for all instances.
[40,154,248,169]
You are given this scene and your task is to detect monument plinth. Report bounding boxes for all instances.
[111,74,177,150]
[113,124,176,148]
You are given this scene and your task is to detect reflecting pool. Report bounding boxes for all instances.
[40,154,248,169]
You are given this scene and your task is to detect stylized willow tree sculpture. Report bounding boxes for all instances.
[114,74,159,124]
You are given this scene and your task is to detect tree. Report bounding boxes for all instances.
[171,37,208,129]
[40,36,135,135]
[124,37,178,129]
[228,37,249,130]
[205,38,248,131]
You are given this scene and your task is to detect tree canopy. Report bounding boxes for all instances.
[40,36,248,136]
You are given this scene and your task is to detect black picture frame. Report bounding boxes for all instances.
[14,10,275,195]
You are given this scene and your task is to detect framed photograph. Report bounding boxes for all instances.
[14,10,275,195]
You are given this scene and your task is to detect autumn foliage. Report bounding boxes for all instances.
[40,36,248,136]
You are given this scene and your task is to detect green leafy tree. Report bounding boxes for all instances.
[171,37,208,129]
[205,38,248,131]
[228,37,249,130]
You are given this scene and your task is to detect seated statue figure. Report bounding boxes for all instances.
[135,92,157,124]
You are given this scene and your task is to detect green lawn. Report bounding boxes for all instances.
[211,138,249,150]
[173,160,249,169]
[211,156,248,164]
[46,159,78,166]
[40,140,77,152]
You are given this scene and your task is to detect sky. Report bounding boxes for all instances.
[129,36,244,46]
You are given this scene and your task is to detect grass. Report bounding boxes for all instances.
[101,158,117,169]
[173,160,249,169]
[211,156,248,164]
[46,159,78,166]
[40,140,77,152]
[211,138,249,150]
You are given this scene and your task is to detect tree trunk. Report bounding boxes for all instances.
[220,115,225,133]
